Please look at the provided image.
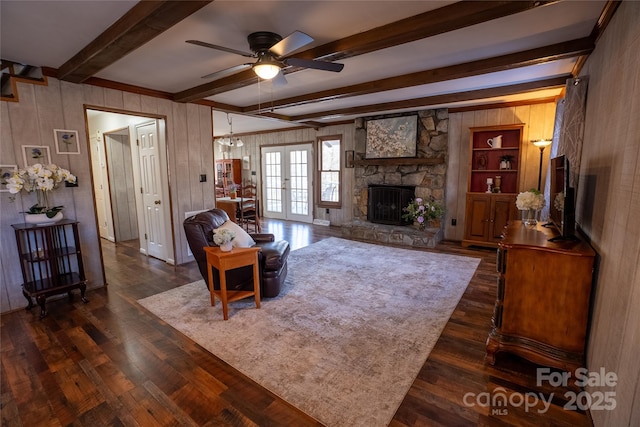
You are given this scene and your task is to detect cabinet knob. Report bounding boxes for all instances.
[154,200,161,205]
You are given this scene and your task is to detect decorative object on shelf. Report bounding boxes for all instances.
[4,163,76,221]
[486,177,493,193]
[477,153,488,170]
[499,155,513,170]
[494,176,502,193]
[213,228,235,252]
[487,135,502,148]
[532,139,553,190]
[402,197,444,230]
[516,189,545,226]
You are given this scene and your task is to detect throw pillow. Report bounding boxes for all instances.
[214,220,256,248]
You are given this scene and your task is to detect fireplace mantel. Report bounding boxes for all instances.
[353,156,445,167]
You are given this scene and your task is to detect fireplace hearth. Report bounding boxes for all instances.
[367,185,415,226]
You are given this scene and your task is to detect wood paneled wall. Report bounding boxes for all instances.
[578,2,640,425]
[0,77,214,313]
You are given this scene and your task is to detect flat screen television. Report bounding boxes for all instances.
[548,155,576,241]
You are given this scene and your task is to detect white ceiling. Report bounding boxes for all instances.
[1,1,608,136]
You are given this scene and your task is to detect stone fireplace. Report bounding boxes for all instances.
[342,109,448,248]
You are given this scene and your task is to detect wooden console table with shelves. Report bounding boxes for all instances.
[12,220,88,318]
[485,221,596,372]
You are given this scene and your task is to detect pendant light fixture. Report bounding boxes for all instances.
[216,113,244,147]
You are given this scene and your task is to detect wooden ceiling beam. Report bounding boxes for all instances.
[288,77,569,121]
[57,1,212,83]
[242,38,593,114]
[173,0,553,103]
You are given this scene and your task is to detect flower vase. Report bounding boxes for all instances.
[522,209,539,226]
[25,211,64,225]
[220,242,233,252]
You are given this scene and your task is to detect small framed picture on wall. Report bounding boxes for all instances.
[53,129,80,154]
[0,164,17,192]
[22,145,51,167]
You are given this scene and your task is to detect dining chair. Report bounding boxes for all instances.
[238,181,261,232]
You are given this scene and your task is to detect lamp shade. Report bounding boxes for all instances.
[253,54,281,80]
[532,139,552,148]
[253,63,280,80]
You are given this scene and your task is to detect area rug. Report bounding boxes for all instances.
[138,237,480,426]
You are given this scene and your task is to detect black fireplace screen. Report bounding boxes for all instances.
[367,185,415,225]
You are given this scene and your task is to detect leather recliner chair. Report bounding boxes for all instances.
[183,209,289,298]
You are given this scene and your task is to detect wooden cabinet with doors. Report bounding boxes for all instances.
[463,193,518,246]
[215,159,241,197]
[462,124,524,248]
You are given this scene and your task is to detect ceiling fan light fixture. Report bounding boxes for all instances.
[253,54,281,80]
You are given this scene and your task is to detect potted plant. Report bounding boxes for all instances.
[228,183,240,199]
[5,163,77,223]
[213,228,235,252]
[402,197,444,230]
[515,189,545,226]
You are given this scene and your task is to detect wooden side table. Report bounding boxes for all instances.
[203,246,261,320]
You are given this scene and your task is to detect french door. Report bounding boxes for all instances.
[261,144,313,223]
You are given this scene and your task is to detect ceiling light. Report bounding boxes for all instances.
[253,53,281,80]
[215,113,244,147]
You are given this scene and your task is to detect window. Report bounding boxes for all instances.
[317,135,342,208]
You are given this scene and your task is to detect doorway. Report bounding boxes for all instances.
[261,143,313,223]
[86,108,172,263]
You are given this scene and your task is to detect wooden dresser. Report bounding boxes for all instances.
[486,221,596,372]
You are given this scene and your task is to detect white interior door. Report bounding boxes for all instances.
[261,144,313,223]
[90,132,113,241]
[136,121,167,260]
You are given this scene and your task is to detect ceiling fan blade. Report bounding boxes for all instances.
[284,57,344,72]
[201,63,252,80]
[186,40,254,58]
[269,31,313,57]
[272,70,288,87]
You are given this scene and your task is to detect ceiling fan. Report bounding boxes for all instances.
[186,31,344,81]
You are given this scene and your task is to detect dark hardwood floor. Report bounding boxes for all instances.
[1,219,592,426]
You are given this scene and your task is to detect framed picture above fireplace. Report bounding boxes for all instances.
[365,115,418,159]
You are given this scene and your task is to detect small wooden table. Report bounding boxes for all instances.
[216,197,241,224]
[203,246,261,320]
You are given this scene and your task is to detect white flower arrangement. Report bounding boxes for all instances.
[5,163,76,216]
[516,189,545,211]
[213,228,235,245]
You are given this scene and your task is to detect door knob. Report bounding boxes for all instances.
[154,200,161,205]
